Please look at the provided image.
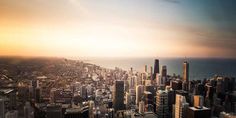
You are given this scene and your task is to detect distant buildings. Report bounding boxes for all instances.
[0,58,235,118]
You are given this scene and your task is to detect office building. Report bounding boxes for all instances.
[136,85,144,105]
[5,110,18,118]
[144,91,154,112]
[150,66,153,80]
[144,65,147,73]
[46,104,62,118]
[35,87,41,103]
[187,107,211,118]
[0,99,4,118]
[24,102,34,118]
[80,85,88,99]
[183,61,189,83]
[174,94,189,118]
[153,59,159,80]
[193,95,204,109]
[89,101,94,118]
[156,90,168,118]
[170,80,182,90]
[139,101,145,114]
[161,65,167,77]
[113,80,125,112]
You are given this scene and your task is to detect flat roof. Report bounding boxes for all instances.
[189,107,210,111]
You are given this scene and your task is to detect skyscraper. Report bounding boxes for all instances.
[5,110,18,118]
[143,91,154,111]
[150,66,153,80]
[35,87,41,103]
[136,85,144,105]
[174,94,189,118]
[129,77,136,89]
[183,61,189,91]
[186,107,211,118]
[46,104,62,118]
[156,90,168,118]
[183,61,189,82]
[89,101,94,118]
[0,99,4,118]
[80,85,87,100]
[144,65,147,73]
[153,59,160,80]
[194,95,204,109]
[24,102,34,118]
[161,65,167,77]
[113,80,125,112]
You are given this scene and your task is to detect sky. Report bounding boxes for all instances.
[0,0,236,58]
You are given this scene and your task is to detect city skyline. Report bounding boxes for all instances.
[1,0,236,58]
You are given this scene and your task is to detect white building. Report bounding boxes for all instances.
[174,94,189,118]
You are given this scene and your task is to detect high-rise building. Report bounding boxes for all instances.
[183,61,189,82]
[153,59,160,80]
[216,77,225,94]
[193,95,204,109]
[205,84,214,107]
[174,94,189,118]
[5,110,18,118]
[144,65,148,73]
[219,112,236,118]
[46,104,62,118]
[144,91,154,112]
[136,85,144,105]
[31,79,39,88]
[89,101,94,118]
[24,102,34,118]
[80,85,88,99]
[170,80,182,90]
[0,99,4,118]
[156,90,168,118]
[125,92,131,109]
[186,107,211,118]
[161,65,167,77]
[113,80,125,112]
[150,66,153,80]
[157,75,166,86]
[129,77,136,89]
[35,87,41,103]
[145,85,156,105]
[139,101,145,114]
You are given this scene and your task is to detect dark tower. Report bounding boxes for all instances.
[153,59,160,80]
[113,80,125,112]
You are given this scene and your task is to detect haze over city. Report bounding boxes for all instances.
[1,0,236,58]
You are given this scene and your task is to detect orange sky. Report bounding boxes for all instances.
[0,0,235,58]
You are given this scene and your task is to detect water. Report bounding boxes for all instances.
[85,57,236,80]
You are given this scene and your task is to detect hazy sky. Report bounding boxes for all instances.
[0,0,236,58]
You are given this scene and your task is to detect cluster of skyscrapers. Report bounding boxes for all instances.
[111,59,235,118]
[0,58,235,118]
